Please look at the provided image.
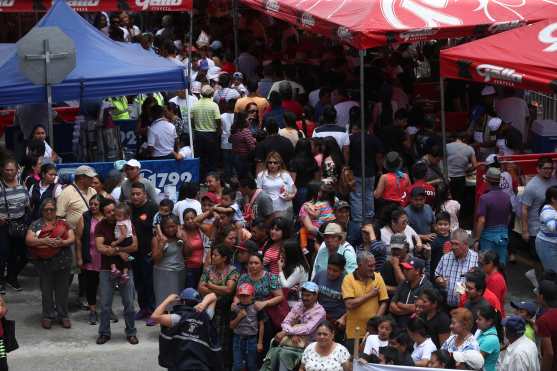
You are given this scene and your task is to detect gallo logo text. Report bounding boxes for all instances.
[476,64,523,86]
[136,0,183,11]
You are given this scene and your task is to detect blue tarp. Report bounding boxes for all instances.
[0,0,186,106]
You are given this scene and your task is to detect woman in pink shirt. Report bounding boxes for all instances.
[263,217,291,274]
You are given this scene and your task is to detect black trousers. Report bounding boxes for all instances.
[82,269,100,306]
[194,131,219,180]
[0,225,27,284]
[449,176,467,208]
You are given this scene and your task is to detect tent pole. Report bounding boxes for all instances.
[440,76,448,180]
[187,8,195,158]
[233,0,239,67]
[359,49,366,222]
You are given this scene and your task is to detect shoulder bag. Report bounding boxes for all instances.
[1,182,30,239]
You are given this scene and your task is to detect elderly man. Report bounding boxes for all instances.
[119,159,158,203]
[95,198,138,345]
[434,229,479,308]
[312,223,357,279]
[389,257,432,326]
[474,167,512,265]
[342,252,389,342]
[262,282,325,371]
[191,84,221,179]
[499,316,540,371]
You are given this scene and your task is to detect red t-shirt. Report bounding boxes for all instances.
[536,308,557,371]
[296,120,316,137]
[185,231,204,269]
[486,271,507,317]
[263,243,282,275]
[459,288,503,314]
[406,180,436,206]
[282,100,304,119]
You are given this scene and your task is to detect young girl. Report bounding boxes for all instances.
[437,185,460,232]
[110,204,134,282]
[298,182,336,254]
[363,316,395,356]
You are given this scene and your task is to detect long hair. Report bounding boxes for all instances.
[540,186,557,214]
[322,136,344,170]
[478,305,504,344]
[282,239,309,277]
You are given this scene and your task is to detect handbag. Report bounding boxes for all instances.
[1,318,18,353]
[1,182,30,239]
[264,287,290,331]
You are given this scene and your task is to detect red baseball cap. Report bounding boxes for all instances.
[201,192,220,204]
[237,283,255,296]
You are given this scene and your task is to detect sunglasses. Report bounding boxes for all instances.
[267,161,279,165]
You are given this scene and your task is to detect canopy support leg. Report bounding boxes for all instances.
[187,9,195,158]
[359,49,366,222]
[440,77,448,180]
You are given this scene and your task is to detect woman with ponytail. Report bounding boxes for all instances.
[536,185,557,273]
[474,305,502,371]
[374,151,411,209]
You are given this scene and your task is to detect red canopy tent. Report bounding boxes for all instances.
[0,0,192,12]
[440,19,557,94]
[240,0,557,49]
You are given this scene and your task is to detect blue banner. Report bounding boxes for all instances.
[116,120,138,154]
[57,159,200,192]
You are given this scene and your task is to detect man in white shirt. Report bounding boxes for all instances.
[495,88,529,144]
[169,89,198,123]
[173,182,202,224]
[333,88,359,131]
[147,105,176,159]
[312,105,350,163]
[499,315,540,371]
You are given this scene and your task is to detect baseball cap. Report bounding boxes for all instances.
[191,81,202,94]
[510,300,538,316]
[334,201,350,211]
[502,315,526,335]
[390,233,408,249]
[198,59,209,71]
[452,350,484,370]
[487,117,502,132]
[201,192,220,204]
[179,288,201,303]
[481,85,496,96]
[485,154,497,166]
[75,165,97,178]
[237,283,255,296]
[411,187,426,198]
[125,159,141,169]
[323,223,344,236]
[401,257,425,270]
[301,281,319,293]
[232,72,244,80]
[485,167,501,183]
[209,40,223,50]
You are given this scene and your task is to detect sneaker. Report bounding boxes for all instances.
[60,318,72,329]
[127,335,139,345]
[96,335,111,345]
[145,318,156,327]
[110,310,118,323]
[6,280,22,292]
[88,311,98,325]
[41,318,52,330]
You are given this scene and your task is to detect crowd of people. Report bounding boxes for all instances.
[0,7,556,371]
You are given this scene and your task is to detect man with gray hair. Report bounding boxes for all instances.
[342,251,388,342]
[191,85,221,178]
[434,229,478,308]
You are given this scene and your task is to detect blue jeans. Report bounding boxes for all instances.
[536,236,557,273]
[480,226,509,265]
[99,270,137,337]
[350,176,375,224]
[222,149,234,179]
[233,334,258,371]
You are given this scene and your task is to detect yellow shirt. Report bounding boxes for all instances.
[342,271,389,339]
[56,185,96,229]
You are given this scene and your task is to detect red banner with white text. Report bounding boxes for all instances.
[0,0,192,13]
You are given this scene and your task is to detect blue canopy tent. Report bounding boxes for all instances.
[0,0,186,106]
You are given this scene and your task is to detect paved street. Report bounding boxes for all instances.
[4,255,539,370]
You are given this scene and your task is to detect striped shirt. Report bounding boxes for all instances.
[191,97,220,132]
[230,128,256,155]
[0,183,29,219]
[434,249,479,306]
[264,243,281,275]
[538,205,557,243]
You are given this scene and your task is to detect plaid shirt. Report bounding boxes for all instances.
[434,249,479,306]
[281,301,326,339]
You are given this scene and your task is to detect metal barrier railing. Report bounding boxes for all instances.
[526,91,557,121]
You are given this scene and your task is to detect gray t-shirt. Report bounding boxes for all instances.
[119,177,159,203]
[156,240,185,271]
[446,141,474,178]
[522,175,557,236]
[231,303,264,336]
[404,204,434,235]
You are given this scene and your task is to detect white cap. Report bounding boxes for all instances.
[488,117,502,132]
[453,350,484,370]
[191,81,202,94]
[485,154,497,166]
[481,85,496,96]
[125,159,141,169]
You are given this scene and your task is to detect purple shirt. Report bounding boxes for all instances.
[281,301,326,339]
[478,187,511,228]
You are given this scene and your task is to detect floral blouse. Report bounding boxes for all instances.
[237,271,282,301]
[200,264,239,298]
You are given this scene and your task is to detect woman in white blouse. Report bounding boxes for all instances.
[300,321,351,371]
[255,151,296,220]
[278,239,309,307]
[29,125,59,163]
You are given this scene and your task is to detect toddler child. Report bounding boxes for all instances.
[110,204,134,283]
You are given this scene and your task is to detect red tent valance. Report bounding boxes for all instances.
[440,19,557,94]
[240,0,557,49]
[0,0,192,13]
